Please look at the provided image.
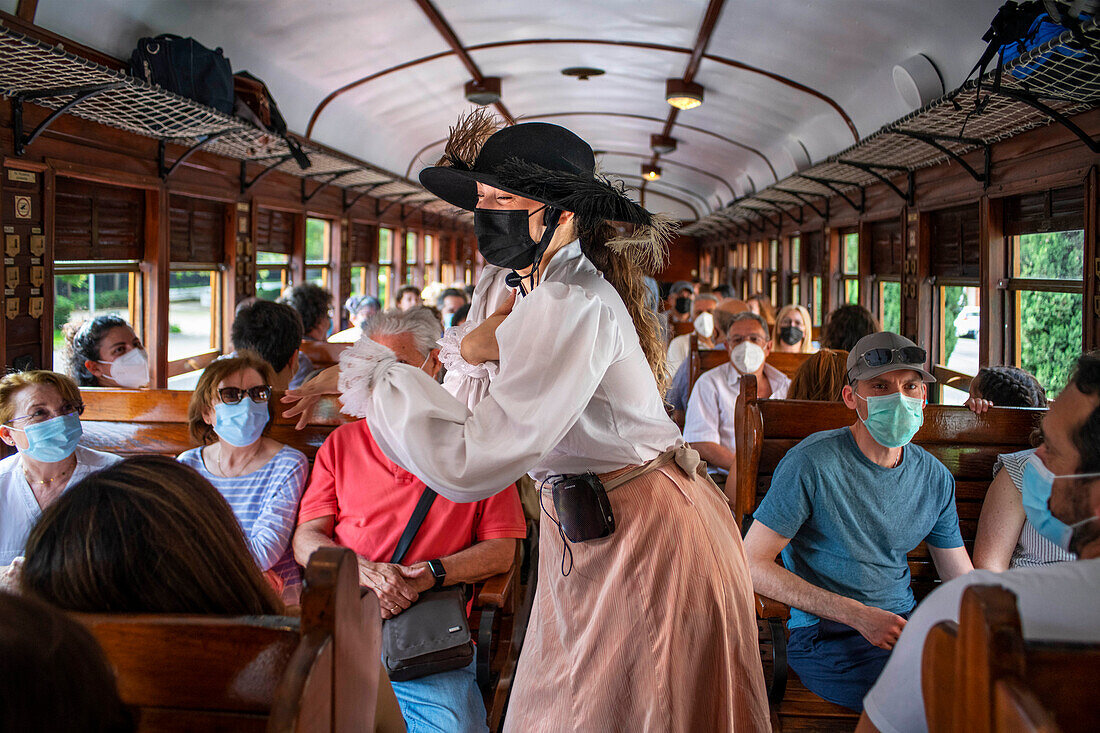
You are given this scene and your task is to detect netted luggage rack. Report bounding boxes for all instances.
[0,22,453,212]
[684,17,1100,237]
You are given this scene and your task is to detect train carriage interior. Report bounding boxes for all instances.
[0,0,1098,731]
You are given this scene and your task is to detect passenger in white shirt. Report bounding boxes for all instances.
[0,370,120,566]
[684,311,790,495]
[665,294,718,377]
[859,351,1100,733]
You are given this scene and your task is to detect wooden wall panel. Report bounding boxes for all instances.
[168,194,226,263]
[1003,184,1085,235]
[1,163,48,370]
[929,203,981,279]
[254,207,295,255]
[54,176,145,261]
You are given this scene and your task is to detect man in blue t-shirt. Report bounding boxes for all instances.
[744,332,974,711]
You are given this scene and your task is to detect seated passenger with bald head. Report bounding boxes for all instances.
[292,307,526,732]
[743,332,973,712]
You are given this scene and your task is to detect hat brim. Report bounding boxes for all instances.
[419,166,561,212]
[849,362,936,383]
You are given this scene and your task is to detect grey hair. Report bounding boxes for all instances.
[362,307,442,357]
[695,293,719,305]
[727,311,771,339]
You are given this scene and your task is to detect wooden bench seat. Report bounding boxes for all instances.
[300,340,351,371]
[732,374,1044,731]
[75,546,380,733]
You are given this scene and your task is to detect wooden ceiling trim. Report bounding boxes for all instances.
[411,0,515,125]
[304,38,857,145]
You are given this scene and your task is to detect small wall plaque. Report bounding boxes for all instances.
[6,269,19,289]
[28,297,43,318]
[30,266,44,287]
[6,169,36,184]
[6,298,19,319]
[28,235,45,257]
[13,195,32,219]
[4,234,19,257]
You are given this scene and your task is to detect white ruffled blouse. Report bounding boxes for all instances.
[338,240,683,502]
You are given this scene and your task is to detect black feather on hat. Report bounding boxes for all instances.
[420,111,675,273]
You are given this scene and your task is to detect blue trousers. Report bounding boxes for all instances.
[786,611,912,712]
[390,659,488,733]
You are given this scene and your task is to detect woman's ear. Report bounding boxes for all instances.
[0,425,15,447]
[84,359,105,379]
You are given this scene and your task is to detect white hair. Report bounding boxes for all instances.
[362,307,442,357]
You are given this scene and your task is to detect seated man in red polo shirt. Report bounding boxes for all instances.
[293,307,525,733]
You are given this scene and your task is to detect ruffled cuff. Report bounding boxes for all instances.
[337,336,397,418]
[438,320,499,381]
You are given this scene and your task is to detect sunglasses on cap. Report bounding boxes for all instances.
[855,346,927,370]
[217,386,272,405]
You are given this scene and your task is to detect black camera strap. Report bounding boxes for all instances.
[390,487,438,564]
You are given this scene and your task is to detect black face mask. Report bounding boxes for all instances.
[674,296,692,315]
[473,206,562,271]
[779,325,804,346]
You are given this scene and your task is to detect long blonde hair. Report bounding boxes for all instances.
[773,305,814,353]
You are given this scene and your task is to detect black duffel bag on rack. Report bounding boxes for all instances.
[130,34,234,115]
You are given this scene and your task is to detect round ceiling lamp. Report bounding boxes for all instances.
[561,67,605,81]
[651,134,677,154]
[465,77,502,106]
[666,79,704,110]
[892,54,943,109]
[642,164,662,181]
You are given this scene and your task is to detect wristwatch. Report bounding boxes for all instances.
[427,559,446,589]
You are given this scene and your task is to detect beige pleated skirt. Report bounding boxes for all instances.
[504,463,770,732]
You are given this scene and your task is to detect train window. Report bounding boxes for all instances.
[879,282,901,334]
[811,276,823,326]
[768,239,779,304]
[842,231,859,305]
[425,234,439,285]
[939,285,981,404]
[869,219,903,334]
[378,228,395,306]
[348,220,377,300]
[305,218,331,289]
[928,204,981,403]
[256,251,290,300]
[167,267,221,383]
[52,268,141,372]
[788,236,800,308]
[255,207,295,300]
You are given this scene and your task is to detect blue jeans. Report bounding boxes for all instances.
[390,659,488,733]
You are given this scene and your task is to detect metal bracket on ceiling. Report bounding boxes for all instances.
[301,169,358,204]
[836,159,915,207]
[798,174,865,213]
[240,154,294,195]
[773,187,830,220]
[758,199,802,226]
[158,129,239,181]
[892,129,991,187]
[342,182,388,212]
[993,86,1100,155]
[11,82,124,156]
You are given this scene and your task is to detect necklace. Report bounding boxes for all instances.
[23,459,76,486]
[214,442,263,477]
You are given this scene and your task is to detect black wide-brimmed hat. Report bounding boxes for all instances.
[419,111,674,270]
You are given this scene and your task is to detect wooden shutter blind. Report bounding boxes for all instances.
[802,230,825,274]
[349,221,377,263]
[169,195,225,263]
[869,219,903,277]
[1003,185,1084,236]
[929,203,980,279]
[54,177,144,260]
[255,207,295,254]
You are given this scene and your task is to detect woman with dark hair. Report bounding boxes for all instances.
[0,591,132,733]
[66,315,149,388]
[278,283,334,341]
[787,349,849,402]
[820,303,880,352]
[287,114,769,731]
[965,365,1048,412]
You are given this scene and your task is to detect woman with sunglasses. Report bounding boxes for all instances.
[0,370,120,567]
[179,353,308,605]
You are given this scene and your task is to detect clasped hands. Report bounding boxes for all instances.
[358,558,437,620]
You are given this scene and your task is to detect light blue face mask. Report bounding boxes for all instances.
[1021,454,1099,552]
[213,399,270,447]
[14,413,83,463]
[857,392,924,450]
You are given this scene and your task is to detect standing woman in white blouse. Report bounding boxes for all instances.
[286,115,769,732]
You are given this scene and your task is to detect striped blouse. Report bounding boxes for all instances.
[177,444,309,603]
[994,448,1076,568]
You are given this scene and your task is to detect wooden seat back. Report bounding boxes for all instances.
[78,388,351,462]
[685,338,813,401]
[672,320,694,337]
[733,374,1043,599]
[299,340,350,371]
[922,584,1100,733]
[75,547,380,733]
[766,350,813,379]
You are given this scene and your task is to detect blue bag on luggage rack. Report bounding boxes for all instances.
[129,34,234,115]
[970,2,1097,89]
[1001,10,1093,80]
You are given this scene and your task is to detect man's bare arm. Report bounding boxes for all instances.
[928,544,974,582]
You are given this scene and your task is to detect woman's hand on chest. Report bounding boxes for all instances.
[460,291,516,365]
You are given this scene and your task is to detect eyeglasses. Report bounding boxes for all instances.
[217,386,272,405]
[7,403,84,427]
[855,346,927,370]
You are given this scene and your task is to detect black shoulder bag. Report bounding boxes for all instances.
[381,488,474,681]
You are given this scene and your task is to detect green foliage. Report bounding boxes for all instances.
[169,323,182,334]
[306,218,327,262]
[1017,231,1084,396]
[943,286,965,364]
[54,295,73,329]
[843,233,859,275]
[881,282,901,333]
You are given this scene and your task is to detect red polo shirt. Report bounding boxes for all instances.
[298,420,526,564]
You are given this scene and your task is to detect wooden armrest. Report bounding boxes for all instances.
[475,562,516,609]
[756,593,790,621]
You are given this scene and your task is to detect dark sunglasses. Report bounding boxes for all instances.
[857,346,927,369]
[217,385,272,405]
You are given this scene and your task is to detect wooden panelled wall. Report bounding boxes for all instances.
[0,86,476,386]
[695,108,1100,369]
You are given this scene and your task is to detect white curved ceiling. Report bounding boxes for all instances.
[7,0,1005,221]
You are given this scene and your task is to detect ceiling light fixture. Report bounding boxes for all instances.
[465,77,502,106]
[561,67,605,81]
[665,79,704,110]
[642,164,662,181]
[651,134,677,154]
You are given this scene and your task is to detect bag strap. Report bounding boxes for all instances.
[390,487,438,564]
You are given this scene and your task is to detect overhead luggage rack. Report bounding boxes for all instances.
[684,17,1100,236]
[0,22,457,213]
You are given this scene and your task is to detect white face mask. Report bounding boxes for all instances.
[730,341,766,374]
[693,311,714,339]
[99,348,150,388]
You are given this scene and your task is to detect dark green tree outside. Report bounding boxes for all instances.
[1017,231,1083,396]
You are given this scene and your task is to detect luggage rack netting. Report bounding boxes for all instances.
[0,23,461,211]
[683,18,1100,236]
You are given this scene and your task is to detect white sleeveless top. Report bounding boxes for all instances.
[994,448,1076,567]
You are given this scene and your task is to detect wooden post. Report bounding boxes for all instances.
[1085,166,1099,352]
[980,196,1006,367]
[143,188,169,388]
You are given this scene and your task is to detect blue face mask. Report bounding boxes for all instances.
[857,392,924,449]
[15,413,83,463]
[1021,455,1099,552]
[213,399,270,447]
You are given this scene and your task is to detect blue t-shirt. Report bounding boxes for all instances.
[753,427,963,629]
